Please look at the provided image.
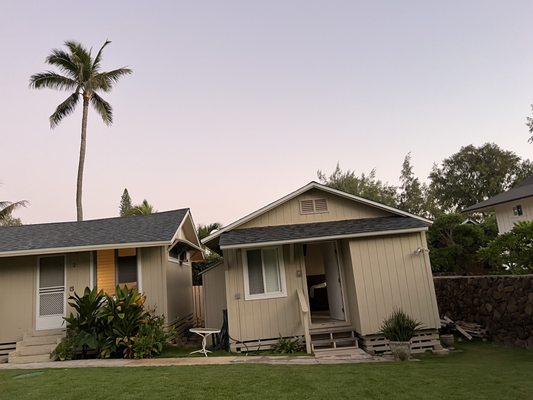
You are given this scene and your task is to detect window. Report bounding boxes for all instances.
[117,249,137,287]
[300,198,328,214]
[243,247,286,300]
[513,205,523,216]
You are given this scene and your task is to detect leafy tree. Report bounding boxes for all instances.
[126,200,156,216]
[428,143,533,213]
[317,163,398,206]
[193,223,223,285]
[527,105,533,143]
[119,188,133,216]
[427,213,497,273]
[0,199,27,226]
[478,221,533,274]
[30,40,132,221]
[398,153,428,216]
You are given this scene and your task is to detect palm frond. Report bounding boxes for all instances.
[92,40,112,72]
[0,200,28,219]
[29,71,77,91]
[64,41,93,82]
[93,68,133,92]
[45,49,79,79]
[90,92,113,125]
[49,92,80,128]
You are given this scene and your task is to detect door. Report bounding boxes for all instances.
[323,242,345,321]
[36,256,66,330]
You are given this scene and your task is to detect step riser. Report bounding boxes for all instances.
[21,336,63,346]
[17,345,56,356]
[8,353,52,364]
[27,329,66,338]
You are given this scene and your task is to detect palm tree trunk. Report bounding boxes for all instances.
[76,96,90,221]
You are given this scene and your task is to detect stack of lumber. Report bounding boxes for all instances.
[441,316,488,340]
[456,321,488,339]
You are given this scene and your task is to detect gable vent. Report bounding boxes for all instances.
[300,198,329,214]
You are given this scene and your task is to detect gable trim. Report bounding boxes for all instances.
[220,227,428,250]
[203,181,431,245]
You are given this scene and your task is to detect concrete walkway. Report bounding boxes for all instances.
[0,353,389,370]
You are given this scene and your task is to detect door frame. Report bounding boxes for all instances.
[301,240,350,329]
[35,254,67,331]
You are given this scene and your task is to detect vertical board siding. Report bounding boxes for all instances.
[239,189,393,229]
[224,245,305,342]
[165,258,192,325]
[0,256,37,343]
[349,233,440,335]
[494,197,533,233]
[66,252,92,315]
[203,264,227,330]
[96,250,116,295]
[192,286,204,327]
[140,247,166,317]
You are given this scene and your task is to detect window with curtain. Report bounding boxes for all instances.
[243,247,286,299]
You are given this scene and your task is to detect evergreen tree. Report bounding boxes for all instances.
[119,188,133,216]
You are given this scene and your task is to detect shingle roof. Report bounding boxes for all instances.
[462,176,533,213]
[0,209,188,255]
[219,216,429,247]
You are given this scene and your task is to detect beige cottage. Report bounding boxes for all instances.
[0,209,202,363]
[203,182,442,354]
[463,176,533,233]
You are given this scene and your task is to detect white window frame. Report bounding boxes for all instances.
[242,246,287,300]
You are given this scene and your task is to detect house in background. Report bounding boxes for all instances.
[463,176,533,233]
[0,209,202,363]
[202,182,442,355]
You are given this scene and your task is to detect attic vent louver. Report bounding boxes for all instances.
[300,198,329,214]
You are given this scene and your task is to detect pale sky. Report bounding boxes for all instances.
[1,1,533,227]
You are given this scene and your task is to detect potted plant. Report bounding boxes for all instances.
[380,308,422,361]
[439,321,455,349]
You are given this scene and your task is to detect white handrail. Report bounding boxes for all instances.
[297,288,312,354]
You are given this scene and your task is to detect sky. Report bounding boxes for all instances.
[1,0,533,227]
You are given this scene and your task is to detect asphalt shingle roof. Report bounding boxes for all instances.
[462,176,533,212]
[219,216,429,247]
[0,209,188,254]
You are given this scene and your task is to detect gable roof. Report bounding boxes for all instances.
[219,216,429,249]
[462,176,533,213]
[203,181,431,248]
[0,209,192,257]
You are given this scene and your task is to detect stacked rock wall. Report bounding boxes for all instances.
[434,275,533,349]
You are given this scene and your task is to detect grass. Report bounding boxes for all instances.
[0,341,531,399]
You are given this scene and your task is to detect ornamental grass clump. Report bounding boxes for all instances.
[380,308,422,342]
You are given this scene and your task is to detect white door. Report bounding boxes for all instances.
[323,242,345,321]
[36,256,66,330]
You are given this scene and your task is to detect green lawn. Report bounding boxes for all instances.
[0,341,531,399]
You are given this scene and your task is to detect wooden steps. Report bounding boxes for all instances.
[310,328,359,353]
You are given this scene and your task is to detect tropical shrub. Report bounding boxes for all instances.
[478,221,533,274]
[61,286,171,360]
[51,332,76,361]
[271,336,304,354]
[380,308,422,342]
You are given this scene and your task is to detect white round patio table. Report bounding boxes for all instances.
[189,328,221,357]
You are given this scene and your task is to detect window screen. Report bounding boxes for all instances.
[117,255,137,285]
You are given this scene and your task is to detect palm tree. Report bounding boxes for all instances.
[197,222,222,240]
[0,200,27,226]
[126,200,156,216]
[30,40,132,221]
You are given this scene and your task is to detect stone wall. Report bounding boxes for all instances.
[433,275,533,349]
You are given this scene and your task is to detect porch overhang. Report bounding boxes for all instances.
[219,216,429,250]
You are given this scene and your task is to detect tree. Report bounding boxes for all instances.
[317,164,398,206]
[479,221,533,274]
[126,200,156,216]
[119,188,133,216]
[30,40,132,221]
[527,105,533,143]
[427,213,497,274]
[193,223,223,285]
[0,199,27,226]
[428,143,533,213]
[398,153,428,216]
